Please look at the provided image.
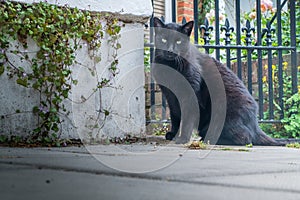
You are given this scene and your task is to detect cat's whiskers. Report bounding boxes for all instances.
[175,56,184,72]
[153,53,163,60]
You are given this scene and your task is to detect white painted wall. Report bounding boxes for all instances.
[71,24,147,142]
[164,0,172,23]
[11,0,153,18]
[0,0,152,142]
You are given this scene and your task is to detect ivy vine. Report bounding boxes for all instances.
[0,1,121,143]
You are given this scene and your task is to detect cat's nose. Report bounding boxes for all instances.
[164,51,176,60]
[167,45,174,53]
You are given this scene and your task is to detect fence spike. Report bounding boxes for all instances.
[182,17,186,24]
[199,18,213,45]
[221,18,234,45]
[263,21,275,46]
[242,20,255,46]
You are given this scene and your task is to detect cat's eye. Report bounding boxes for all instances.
[176,40,182,45]
[161,38,167,43]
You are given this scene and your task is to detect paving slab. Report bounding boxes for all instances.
[1,145,300,199]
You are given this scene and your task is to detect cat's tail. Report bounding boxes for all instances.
[255,128,300,146]
[254,128,284,146]
[274,138,300,145]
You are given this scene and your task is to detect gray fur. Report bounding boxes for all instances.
[153,17,279,145]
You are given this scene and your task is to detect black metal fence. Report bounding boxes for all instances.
[145,0,299,124]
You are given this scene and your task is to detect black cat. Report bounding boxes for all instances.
[152,17,281,145]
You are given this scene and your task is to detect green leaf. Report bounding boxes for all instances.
[72,79,78,85]
[51,123,59,132]
[62,70,69,75]
[116,43,121,49]
[94,56,101,63]
[62,90,68,98]
[0,64,4,76]
[50,108,57,113]
[32,106,39,114]
[104,109,110,116]
[0,135,8,143]
[55,141,61,147]
[16,78,28,87]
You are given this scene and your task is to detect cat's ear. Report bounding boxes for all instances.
[153,17,165,28]
[182,21,194,36]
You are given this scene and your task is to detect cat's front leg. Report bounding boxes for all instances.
[165,104,181,140]
[175,119,194,144]
[174,134,191,144]
[165,132,176,140]
[175,97,200,144]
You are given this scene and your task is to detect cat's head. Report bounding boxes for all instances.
[153,17,194,61]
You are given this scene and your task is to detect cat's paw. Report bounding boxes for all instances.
[165,132,176,140]
[175,137,189,144]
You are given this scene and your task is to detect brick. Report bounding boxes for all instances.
[178,2,193,9]
[177,0,194,23]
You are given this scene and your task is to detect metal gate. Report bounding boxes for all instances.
[145,0,299,124]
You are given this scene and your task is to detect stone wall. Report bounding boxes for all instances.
[0,0,153,142]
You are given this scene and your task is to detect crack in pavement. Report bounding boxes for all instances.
[1,161,300,194]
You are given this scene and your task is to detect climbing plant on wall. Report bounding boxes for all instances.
[0,1,121,144]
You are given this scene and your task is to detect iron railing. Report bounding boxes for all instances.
[145,0,298,124]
